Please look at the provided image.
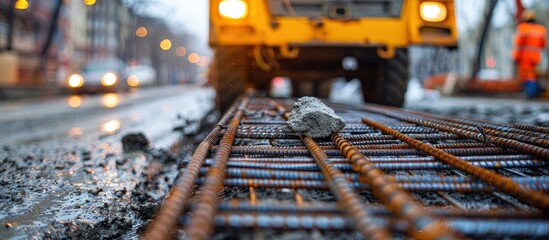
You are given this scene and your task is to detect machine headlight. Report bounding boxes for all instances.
[101,72,118,86]
[68,74,84,88]
[219,0,248,19]
[420,2,447,23]
[127,75,140,87]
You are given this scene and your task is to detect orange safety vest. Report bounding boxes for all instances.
[512,22,547,67]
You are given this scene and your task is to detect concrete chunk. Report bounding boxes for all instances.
[286,97,346,138]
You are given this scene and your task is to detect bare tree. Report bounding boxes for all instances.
[40,0,63,57]
[2,0,16,51]
[471,0,499,81]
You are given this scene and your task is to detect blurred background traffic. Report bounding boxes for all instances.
[0,0,209,98]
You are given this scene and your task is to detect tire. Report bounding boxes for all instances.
[210,46,250,113]
[361,48,409,107]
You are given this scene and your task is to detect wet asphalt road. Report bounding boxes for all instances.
[0,85,215,239]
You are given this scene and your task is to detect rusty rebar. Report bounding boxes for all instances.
[144,99,240,240]
[188,158,546,171]
[335,132,491,238]
[237,124,437,134]
[226,146,514,157]
[366,108,549,160]
[203,213,549,237]
[217,168,548,184]
[221,154,534,163]
[406,110,549,148]
[218,142,488,152]
[301,136,393,239]
[362,117,549,211]
[150,96,549,239]
[274,98,392,239]
[400,108,549,138]
[193,177,548,192]
[512,123,549,134]
[235,131,462,140]
[212,201,543,219]
[184,97,249,240]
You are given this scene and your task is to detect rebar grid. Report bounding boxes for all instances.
[147,97,549,240]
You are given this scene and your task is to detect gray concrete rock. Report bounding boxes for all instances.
[286,97,346,138]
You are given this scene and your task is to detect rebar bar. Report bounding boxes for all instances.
[226,146,514,157]
[189,158,546,171]
[212,201,543,219]
[149,96,549,239]
[366,107,549,159]
[215,168,549,185]
[201,213,549,237]
[184,97,249,240]
[406,110,549,148]
[362,117,549,211]
[235,131,462,140]
[512,123,549,134]
[144,99,239,240]
[222,154,534,163]
[193,177,548,192]
[301,136,392,239]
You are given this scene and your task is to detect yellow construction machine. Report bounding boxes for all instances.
[209,0,458,111]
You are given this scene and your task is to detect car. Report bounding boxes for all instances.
[125,65,156,88]
[64,59,128,93]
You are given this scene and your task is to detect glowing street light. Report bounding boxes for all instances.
[14,0,29,10]
[160,39,172,51]
[188,53,200,63]
[83,0,96,6]
[175,47,187,57]
[135,26,148,38]
[197,56,210,67]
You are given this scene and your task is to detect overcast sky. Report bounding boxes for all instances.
[144,0,209,53]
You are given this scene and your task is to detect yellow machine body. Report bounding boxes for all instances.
[210,0,458,59]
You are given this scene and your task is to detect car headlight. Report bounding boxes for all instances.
[101,72,118,86]
[68,74,84,88]
[127,75,140,87]
[420,2,447,23]
[219,0,248,19]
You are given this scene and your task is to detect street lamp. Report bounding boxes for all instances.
[160,39,172,51]
[135,26,148,38]
[175,47,186,57]
[188,53,199,63]
[197,56,210,67]
[14,0,29,10]
[83,0,96,6]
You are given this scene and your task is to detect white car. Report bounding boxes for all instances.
[125,65,156,88]
[65,59,128,93]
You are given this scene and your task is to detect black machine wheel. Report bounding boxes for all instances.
[210,46,250,113]
[361,48,409,107]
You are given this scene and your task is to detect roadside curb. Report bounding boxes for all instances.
[0,86,68,100]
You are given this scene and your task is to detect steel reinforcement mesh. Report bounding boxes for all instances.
[146,96,549,240]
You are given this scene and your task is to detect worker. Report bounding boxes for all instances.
[512,10,547,98]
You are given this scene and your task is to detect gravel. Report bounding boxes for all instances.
[0,87,216,239]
